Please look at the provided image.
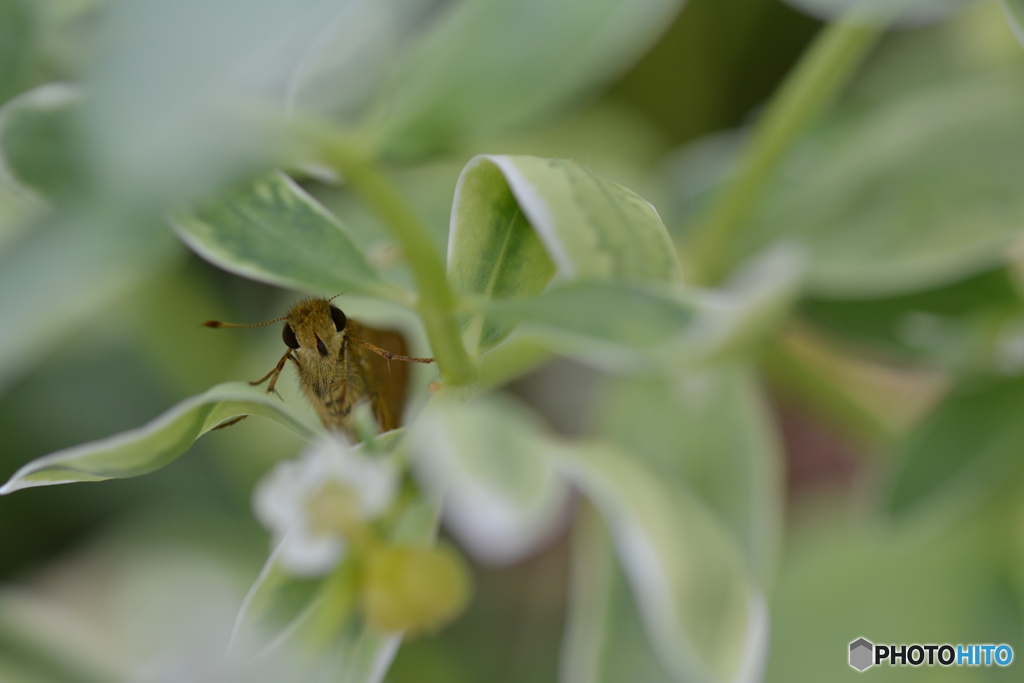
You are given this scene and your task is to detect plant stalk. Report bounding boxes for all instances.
[686,18,882,285]
[320,136,477,386]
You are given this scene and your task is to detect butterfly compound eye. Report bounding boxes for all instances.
[330,306,347,332]
[282,324,299,349]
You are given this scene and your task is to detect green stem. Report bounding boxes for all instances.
[760,335,897,446]
[686,18,882,285]
[297,559,357,653]
[320,135,477,386]
[477,337,553,391]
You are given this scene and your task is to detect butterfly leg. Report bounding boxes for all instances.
[348,336,434,364]
[250,349,296,398]
[213,415,248,430]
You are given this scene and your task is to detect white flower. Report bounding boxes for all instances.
[252,435,398,577]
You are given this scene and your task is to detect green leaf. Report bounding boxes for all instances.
[241,558,366,667]
[409,394,570,565]
[228,546,329,659]
[0,89,206,399]
[229,554,401,682]
[738,70,1024,297]
[80,0,346,207]
[456,155,682,283]
[170,171,406,304]
[280,1,415,123]
[782,0,975,24]
[561,503,676,683]
[0,83,86,202]
[0,382,319,494]
[765,507,1003,683]
[447,156,683,356]
[595,364,784,587]
[483,248,802,373]
[0,88,186,398]
[882,375,1024,521]
[692,247,805,361]
[0,211,179,397]
[372,0,688,155]
[0,84,77,226]
[1004,0,1024,46]
[409,391,765,679]
[559,443,765,683]
[484,280,699,371]
[332,626,403,683]
[447,157,557,355]
[802,267,1024,373]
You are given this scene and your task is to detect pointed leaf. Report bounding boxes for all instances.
[374,0,688,154]
[447,156,556,355]
[484,280,699,371]
[558,444,767,683]
[453,155,682,283]
[560,503,676,683]
[882,374,1024,521]
[448,155,682,356]
[228,538,327,659]
[596,365,784,587]
[171,171,405,303]
[1,382,319,494]
[483,248,802,373]
[334,628,402,683]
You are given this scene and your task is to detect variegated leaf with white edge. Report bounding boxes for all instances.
[1,382,319,494]
[409,394,570,565]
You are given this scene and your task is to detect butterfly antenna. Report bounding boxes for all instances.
[203,316,287,329]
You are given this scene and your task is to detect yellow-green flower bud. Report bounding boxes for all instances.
[361,543,472,635]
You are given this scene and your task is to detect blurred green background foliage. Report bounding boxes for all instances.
[4,0,1024,681]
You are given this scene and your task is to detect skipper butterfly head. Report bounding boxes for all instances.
[282,297,348,359]
[203,294,348,360]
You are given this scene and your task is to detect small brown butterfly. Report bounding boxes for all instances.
[205,296,433,436]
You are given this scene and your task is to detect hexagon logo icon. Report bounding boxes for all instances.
[850,638,874,671]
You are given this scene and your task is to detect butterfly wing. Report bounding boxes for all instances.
[342,320,411,433]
